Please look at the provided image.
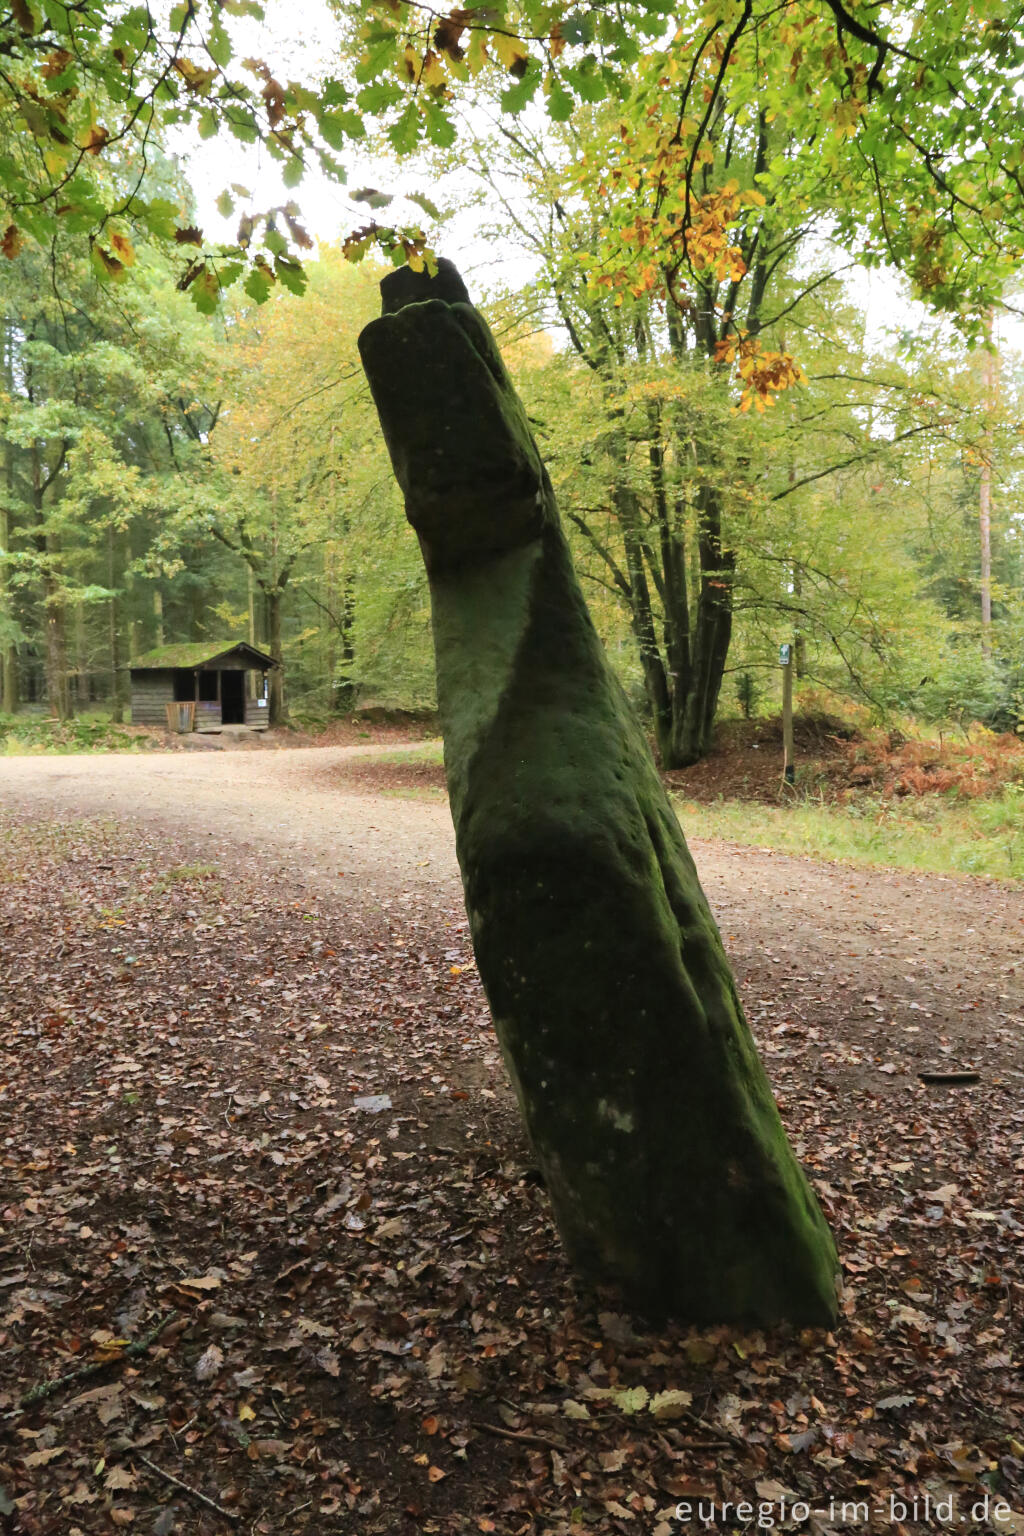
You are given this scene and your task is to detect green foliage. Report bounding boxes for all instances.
[359,0,1024,320]
[0,232,226,716]
[0,711,144,753]
[4,0,1023,756]
[193,248,432,715]
[735,670,758,720]
[0,0,364,305]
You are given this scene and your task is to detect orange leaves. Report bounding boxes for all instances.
[261,74,288,128]
[341,221,429,273]
[41,48,72,80]
[677,184,767,283]
[243,58,288,127]
[583,103,772,304]
[173,56,217,94]
[490,30,529,77]
[908,221,950,295]
[432,8,475,62]
[715,333,806,411]
[107,230,135,267]
[1,223,24,260]
[80,124,110,155]
[281,204,313,251]
[92,232,137,278]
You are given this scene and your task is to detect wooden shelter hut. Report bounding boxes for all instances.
[128,641,277,732]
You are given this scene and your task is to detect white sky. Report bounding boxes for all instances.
[174,0,530,296]
[174,1,1022,363]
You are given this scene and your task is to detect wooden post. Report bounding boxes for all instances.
[781,643,795,785]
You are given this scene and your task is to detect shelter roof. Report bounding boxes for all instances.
[129,641,277,670]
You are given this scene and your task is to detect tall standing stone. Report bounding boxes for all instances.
[358,261,838,1324]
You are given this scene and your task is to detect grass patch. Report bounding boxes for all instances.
[367,740,444,767]
[161,861,219,882]
[379,785,448,801]
[674,786,1024,880]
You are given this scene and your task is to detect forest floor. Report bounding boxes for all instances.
[0,746,1022,1536]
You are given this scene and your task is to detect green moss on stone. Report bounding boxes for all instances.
[359,268,839,1326]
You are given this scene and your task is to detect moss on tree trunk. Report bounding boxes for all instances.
[358,262,838,1326]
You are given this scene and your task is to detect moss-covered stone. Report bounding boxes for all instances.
[358,262,839,1325]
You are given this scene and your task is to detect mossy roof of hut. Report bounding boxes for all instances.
[129,641,277,670]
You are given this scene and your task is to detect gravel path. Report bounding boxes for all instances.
[2,743,1021,1078]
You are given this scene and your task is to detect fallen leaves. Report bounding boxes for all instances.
[21,1447,67,1468]
[194,1343,224,1381]
[0,806,1021,1534]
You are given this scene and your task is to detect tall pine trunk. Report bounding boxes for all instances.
[108,526,129,723]
[43,560,71,721]
[0,491,16,715]
[32,440,71,721]
[1,325,18,714]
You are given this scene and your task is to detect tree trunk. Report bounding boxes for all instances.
[73,596,87,713]
[1,324,18,714]
[267,585,286,726]
[0,486,17,715]
[32,437,71,720]
[614,480,673,753]
[43,561,71,720]
[979,316,996,657]
[333,572,357,712]
[247,566,256,647]
[602,315,737,768]
[359,261,838,1325]
[108,526,129,723]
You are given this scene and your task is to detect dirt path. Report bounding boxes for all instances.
[1,744,1020,1081]
[3,746,1022,1534]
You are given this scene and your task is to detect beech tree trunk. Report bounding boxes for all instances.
[267,585,286,726]
[0,493,16,715]
[359,261,838,1325]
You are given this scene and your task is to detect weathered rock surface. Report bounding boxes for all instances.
[358,261,838,1324]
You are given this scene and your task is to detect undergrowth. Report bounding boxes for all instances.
[675,785,1024,880]
[0,712,147,754]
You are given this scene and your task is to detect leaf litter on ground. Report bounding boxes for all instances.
[0,808,1021,1534]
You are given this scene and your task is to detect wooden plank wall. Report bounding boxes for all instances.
[130,667,272,730]
[195,700,222,732]
[129,671,174,726]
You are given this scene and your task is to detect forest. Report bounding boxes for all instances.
[2,3,1024,1533]
[1,0,1023,761]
